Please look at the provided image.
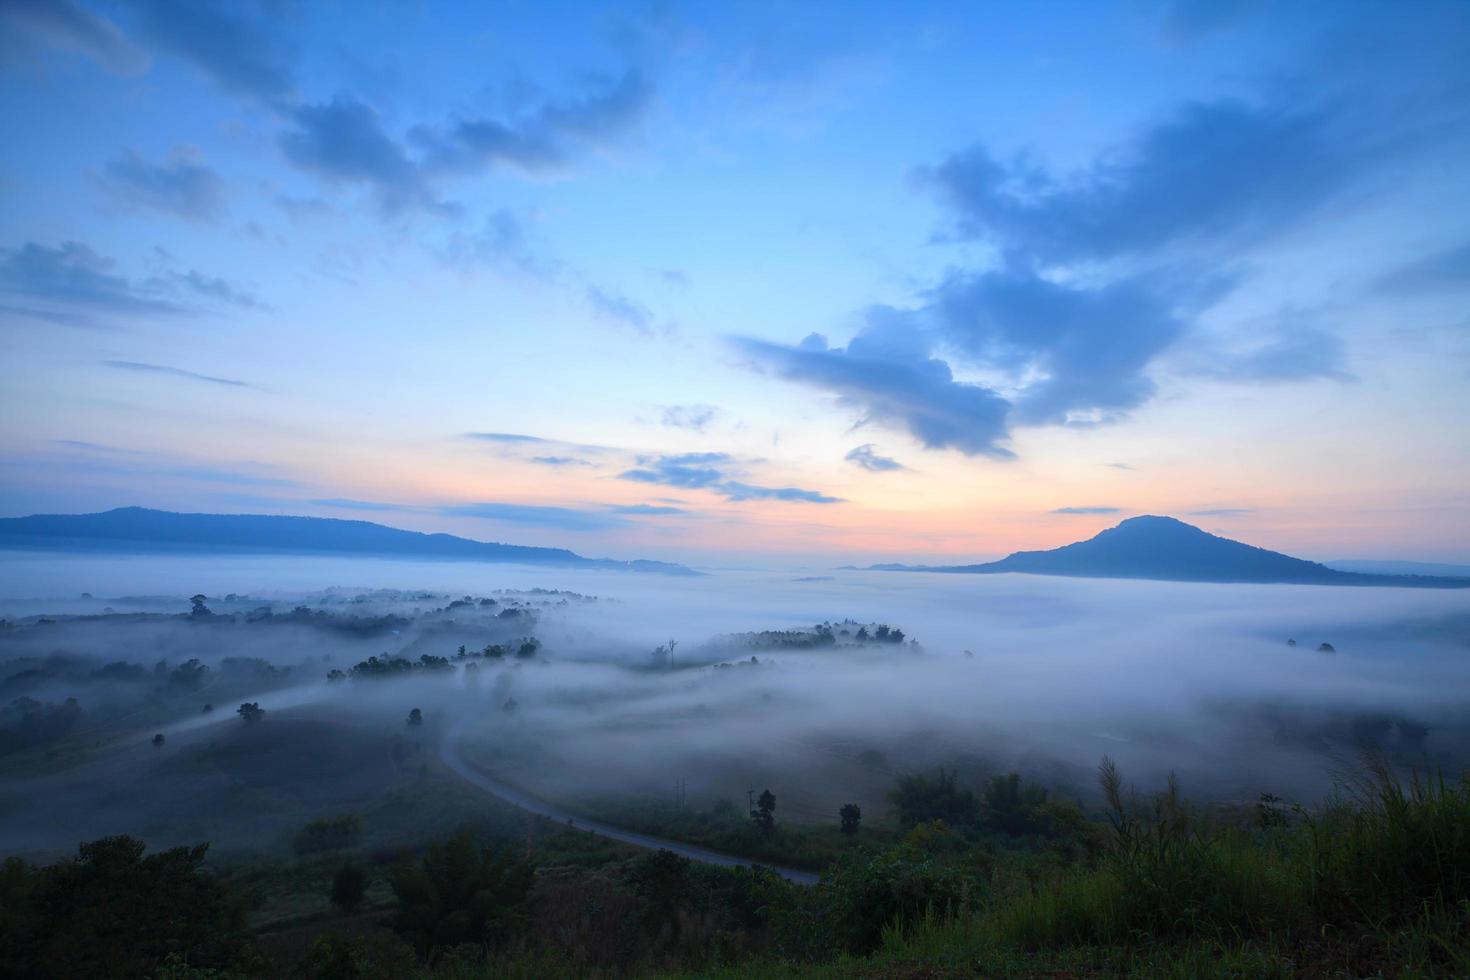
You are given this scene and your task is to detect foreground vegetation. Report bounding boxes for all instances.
[3,757,1467,978]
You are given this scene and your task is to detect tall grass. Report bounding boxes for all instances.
[980,757,1470,973]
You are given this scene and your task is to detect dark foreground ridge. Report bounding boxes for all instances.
[870,515,1470,588]
[0,506,698,576]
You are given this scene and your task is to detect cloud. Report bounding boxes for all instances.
[718,482,842,504]
[845,444,904,472]
[281,96,448,216]
[735,325,1015,459]
[1052,506,1122,515]
[0,0,148,73]
[620,452,841,504]
[530,456,594,467]
[101,360,251,388]
[128,0,295,104]
[97,148,226,222]
[439,502,630,531]
[1106,462,1136,471]
[278,70,649,219]
[924,98,1362,268]
[1376,240,1470,294]
[609,504,687,516]
[1188,508,1254,517]
[441,210,549,275]
[414,70,651,176]
[306,498,420,513]
[586,284,654,333]
[1199,326,1353,383]
[465,432,553,445]
[0,241,263,323]
[1158,0,1262,43]
[0,241,185,318]
[660,404,717,433]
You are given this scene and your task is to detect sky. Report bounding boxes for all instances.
[0,0,1467,567]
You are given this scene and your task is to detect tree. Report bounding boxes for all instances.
[406,707,422,727]
[889,768,980,831]
[152,733,165,748]
[752,789,776,835]
[1,836,246,978]
[980,772,1049,836]
[236,702,264,724]
[840,803,862,836]
[188,594,210,617]
[389,832,534,955]
[628,849,691,936]
[331,863,367,914]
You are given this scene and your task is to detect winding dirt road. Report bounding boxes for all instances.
[439,723,819,885]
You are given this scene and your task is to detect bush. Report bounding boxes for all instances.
[389,831,535,957]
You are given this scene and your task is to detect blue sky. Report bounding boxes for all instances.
[1,0,1467,565]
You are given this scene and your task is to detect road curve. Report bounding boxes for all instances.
[439,723,820,885]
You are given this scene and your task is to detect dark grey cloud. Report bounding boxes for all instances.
[586,284,654,333]
[845,444,904,472]
[128,0,295,104]
[101,359,250,388]
[281,96,448,216]
[620,452,841,504]
[660,404,717,433]
[0,0,148,73]
[98,148,226,222]
[440,502,630,532]
[1052,506,1122,515]
[735,327,1014,459]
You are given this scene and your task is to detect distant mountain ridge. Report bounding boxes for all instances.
[0,507,698,575]
[868,516,1470,589]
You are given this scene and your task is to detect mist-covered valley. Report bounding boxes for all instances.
[4,551,1467,862]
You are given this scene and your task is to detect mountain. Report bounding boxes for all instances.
[869,515,1470,588]
[0,507,698,575]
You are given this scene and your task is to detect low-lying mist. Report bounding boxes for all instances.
[2,550,1467,858]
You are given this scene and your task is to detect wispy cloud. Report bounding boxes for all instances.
[440,502,630,531]
[1052,506,1122,515]
[97,147,226,222]
[620,452,842,504]
[845,444,905,472]
[1188,508,1254,517]
[101,360,251,388]
[660,404,718,433]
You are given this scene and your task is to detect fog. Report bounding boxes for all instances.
[2,551,1467,857]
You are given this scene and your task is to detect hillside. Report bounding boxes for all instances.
[873,516,1470,588]
[0,507,697,575]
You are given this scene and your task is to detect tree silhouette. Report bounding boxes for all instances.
[331,863,367,914]
[407,707,422,727]
[840,802,862,836]
[152,733,165,748]
[236,702,264,724]
[752,789,776,835]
